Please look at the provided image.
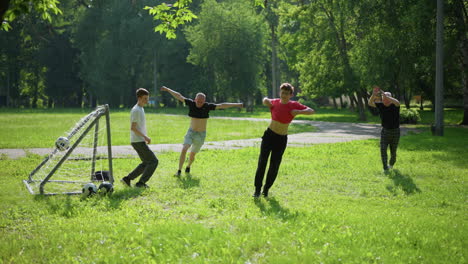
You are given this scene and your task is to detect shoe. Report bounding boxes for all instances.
[135,182,149,188]
[262,190,269,198]
[252,192,260,198]
[121,177,131,187]
[388,165,393,169]
[174,170,181,177]
[185,167,190,173]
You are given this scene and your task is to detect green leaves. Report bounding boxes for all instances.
[144,1,197,39]
[1,0,63,31]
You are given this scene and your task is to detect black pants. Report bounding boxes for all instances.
[128,142,158,184]
[254,128,288,192]
[380,128,400,170]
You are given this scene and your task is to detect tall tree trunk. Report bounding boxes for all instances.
[271,25,279,98]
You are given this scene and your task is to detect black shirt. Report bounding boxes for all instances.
[184,98,217,119]
[376,102,400,129]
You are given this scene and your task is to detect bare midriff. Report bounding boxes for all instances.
[268,120,290,135]
[190,118,209,132]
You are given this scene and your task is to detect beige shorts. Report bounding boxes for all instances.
[183,128,206,153]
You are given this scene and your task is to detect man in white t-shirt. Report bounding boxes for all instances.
[121,88,158,188]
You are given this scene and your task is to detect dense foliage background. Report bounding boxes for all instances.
[0,0,467,121]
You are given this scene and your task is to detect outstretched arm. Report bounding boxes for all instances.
[262,97,273,108]
[160,86,185,103]
[291,107,315,117]
[215,102,243,110]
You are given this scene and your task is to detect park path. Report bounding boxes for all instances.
[0,116,418,159]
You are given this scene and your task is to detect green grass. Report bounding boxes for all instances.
[0,107,463,149]
[0,111,315,149]
[1,126,467,263]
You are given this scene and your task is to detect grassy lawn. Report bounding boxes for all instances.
[1,124,467,263]
[0,106,463,149]
[0,110,314,149]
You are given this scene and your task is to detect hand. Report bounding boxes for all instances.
[372,86,380,96]
[291,110,300,117]
[160,86,168,92]
[144,136,151,144]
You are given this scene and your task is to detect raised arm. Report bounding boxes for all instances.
[215,102,244,110]
[160,86,185,103]
[382,91,400,106]
[368,87,381,108]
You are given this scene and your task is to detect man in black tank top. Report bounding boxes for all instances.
[161,86,243,176]
[368,86,401,172]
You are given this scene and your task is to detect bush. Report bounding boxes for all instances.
[400,108,421,124]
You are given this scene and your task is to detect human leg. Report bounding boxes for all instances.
[380,128,390,170]
[389,128,400,167]
[185,131,206,172]
[134,143,158,185]
[178,144,190,172]
[126,142,147,181]
[263,134,287,195]
[254,129,274,196]
[186,152,196,171]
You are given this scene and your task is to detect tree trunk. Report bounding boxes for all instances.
[332,97,337,109]
[271,26,279,98]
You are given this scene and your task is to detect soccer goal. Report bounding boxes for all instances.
[23,105,114,195]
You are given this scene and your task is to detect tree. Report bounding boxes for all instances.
[185,0,267,103]
[1,0,62,31]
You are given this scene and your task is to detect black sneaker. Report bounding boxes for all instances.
[252,191,260,198]
[135,182,149,188]
[174,170,181,177]
[121,177,131,187]
[185,167,191,173]
[262,190,269,198]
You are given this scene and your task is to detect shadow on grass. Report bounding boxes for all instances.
[106,187,145,209]
[385,169,421,195]
[34,187,145,215]
[254,197,300,221]
[177,174,200,189]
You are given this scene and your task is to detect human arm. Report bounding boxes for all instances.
[131,122,151,144]
[160,86,185,103]
[215,102,243,110]
[381,91,400,106]
[368,87,381,108]
[262,97,273,108]
[291,107,315,117]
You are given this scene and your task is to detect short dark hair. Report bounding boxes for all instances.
[136,88,149,98]
[280,83,294,94]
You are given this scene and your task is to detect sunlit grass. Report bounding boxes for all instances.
[0,127,467,263]
[0,111,315,149]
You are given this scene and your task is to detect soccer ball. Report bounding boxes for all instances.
[98,182,114,196]
[55,137,70,151]
[82,183,97,197]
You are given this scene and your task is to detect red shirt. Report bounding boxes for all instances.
[270,99,308,124]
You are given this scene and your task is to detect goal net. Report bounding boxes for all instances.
[23,105,114,195]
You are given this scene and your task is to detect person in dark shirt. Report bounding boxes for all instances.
[368,86,401,172]
[161,86,243,176]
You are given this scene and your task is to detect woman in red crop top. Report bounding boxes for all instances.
[253,83,314,198]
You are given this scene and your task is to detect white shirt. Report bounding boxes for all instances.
[130,104,146,143]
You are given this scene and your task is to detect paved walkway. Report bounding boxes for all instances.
[0,117,418,159]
